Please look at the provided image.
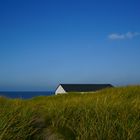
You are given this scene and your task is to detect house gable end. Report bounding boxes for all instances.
[55,85,66,95]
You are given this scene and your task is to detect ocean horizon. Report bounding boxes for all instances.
[0,91,54,99]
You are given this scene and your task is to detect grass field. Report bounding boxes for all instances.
[0,86,140,140]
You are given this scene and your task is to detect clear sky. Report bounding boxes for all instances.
[0,0,140,91]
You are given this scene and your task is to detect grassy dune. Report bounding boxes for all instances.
[0,86,140,140]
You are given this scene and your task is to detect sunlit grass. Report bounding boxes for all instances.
[0,86,140,140]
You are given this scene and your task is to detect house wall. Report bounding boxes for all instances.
[55,85,66,95]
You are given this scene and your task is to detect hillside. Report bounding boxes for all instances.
[0,86,140,140]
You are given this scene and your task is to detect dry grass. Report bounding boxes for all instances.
[0,85,140,140]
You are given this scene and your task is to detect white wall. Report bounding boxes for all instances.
[55,85,66,95]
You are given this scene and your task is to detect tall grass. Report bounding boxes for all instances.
[0,86,140,140]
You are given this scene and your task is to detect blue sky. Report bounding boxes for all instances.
[0,0,140,91]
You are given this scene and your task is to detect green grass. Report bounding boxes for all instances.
[0,86,140,140]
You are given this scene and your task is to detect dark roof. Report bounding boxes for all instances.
[60,84,113,92]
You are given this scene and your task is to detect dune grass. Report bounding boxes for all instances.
[0,86,140,140]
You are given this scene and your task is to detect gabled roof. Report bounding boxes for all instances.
[60,84,113,92]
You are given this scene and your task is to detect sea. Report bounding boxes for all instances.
[0,91,54,99]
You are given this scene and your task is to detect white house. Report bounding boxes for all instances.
[55,84,67,95]
[55,84,113,95]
